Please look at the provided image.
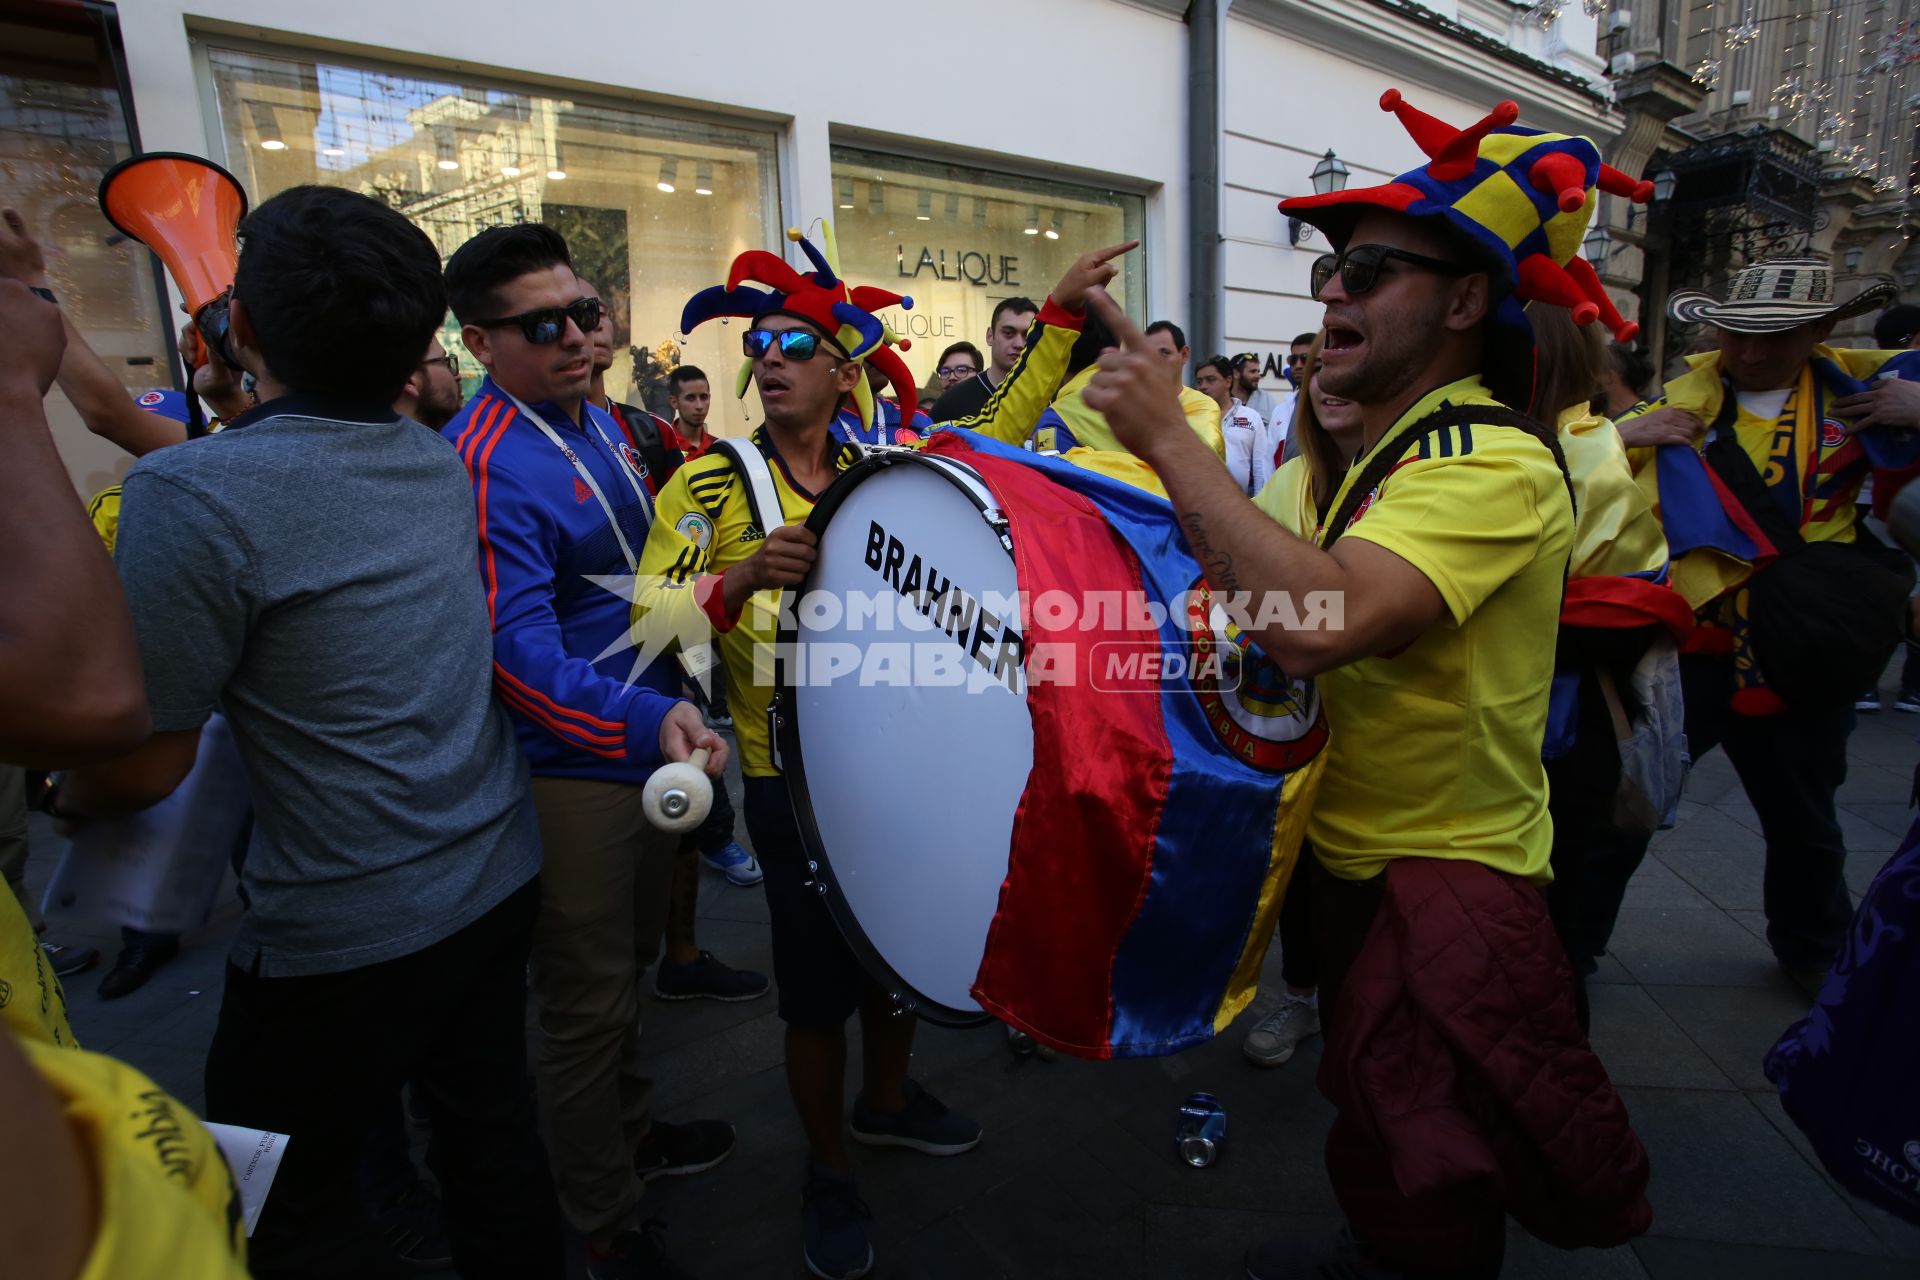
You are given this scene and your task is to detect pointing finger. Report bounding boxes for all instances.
[1084,286,1149,352]
[1085,240,1140,266]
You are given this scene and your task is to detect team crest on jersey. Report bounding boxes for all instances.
[894,427,922,446]
[137,390,165,406]
[1185,580,1329,772]
[674,511,715,549]
[1821,418,1846,450]
[618,441,650,479]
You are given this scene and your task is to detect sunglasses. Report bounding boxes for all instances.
[1310,244,1470,298]
[472,297,604,344]
[743,328,836,361]
[424,352,461,376]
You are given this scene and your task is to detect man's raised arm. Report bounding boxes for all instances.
[0,280,149,764]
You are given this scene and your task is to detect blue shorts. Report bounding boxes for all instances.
[743,775,870,1026]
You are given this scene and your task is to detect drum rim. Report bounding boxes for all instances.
[772,449,1010,1029]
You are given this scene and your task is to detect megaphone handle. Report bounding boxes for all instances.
[178,344,209,440]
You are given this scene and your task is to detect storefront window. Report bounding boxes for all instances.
[202,45,779,434]
[829,146,1145,401]
[3,4,174,495]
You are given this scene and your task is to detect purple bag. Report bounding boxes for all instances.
[1764,807,1920,1225]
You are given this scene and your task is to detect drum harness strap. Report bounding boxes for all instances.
[709,437,788,539]
[1316,403,1574,549]
[708,437,793,769]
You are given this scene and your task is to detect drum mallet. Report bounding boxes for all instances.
[643,748,713,833]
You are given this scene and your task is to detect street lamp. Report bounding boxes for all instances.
[1651,168,1677,203]
[1289,149,1350,247]
[1845,245,1865,272]
[1310,149,1351,196]
[1583,224,1613,268]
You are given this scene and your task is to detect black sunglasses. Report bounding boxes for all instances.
[424,352,461,376]
[743,328,833,361]
[472,297,604,344]
[1310,244,1470,298]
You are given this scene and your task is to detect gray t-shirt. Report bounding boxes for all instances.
[114,399,541,977]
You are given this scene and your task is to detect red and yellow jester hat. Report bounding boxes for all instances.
[1281,89,1653,341]
[681,221,918,429]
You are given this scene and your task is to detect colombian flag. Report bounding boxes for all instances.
[1646,444,1780,610]
[924,430,1328,1059]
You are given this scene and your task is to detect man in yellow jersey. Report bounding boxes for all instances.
[1588,259,1920,993]
[1078,93,1653,1278]
[635,232,1130,1280]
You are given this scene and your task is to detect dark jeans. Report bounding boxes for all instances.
[693,768,737,856]
[1580,655,1855,969]
[205,880,562,1280]
[1277,849,1316,990]
[1542,626,1651,1032]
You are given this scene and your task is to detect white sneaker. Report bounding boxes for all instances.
[1242,996,1320,1067]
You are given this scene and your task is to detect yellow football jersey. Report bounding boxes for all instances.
[1268,377,1574,884]
[2,891,248,1278]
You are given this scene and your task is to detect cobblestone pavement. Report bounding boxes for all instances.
[24,703,1920,1277]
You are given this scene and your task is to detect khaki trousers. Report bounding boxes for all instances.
[527,776,679,1237]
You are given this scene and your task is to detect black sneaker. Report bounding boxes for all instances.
[849,1080,981,1156]
[373,1181,452,1273]
[41,941,98,979]
[98,937,180,1000]
[1779,958,1831,1000]
[633,1118,735,1181]
[651,951,769,1002]
[586,1218,692,1280]
[802,1162,873,1280]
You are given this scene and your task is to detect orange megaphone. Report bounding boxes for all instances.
[98,153,247,361]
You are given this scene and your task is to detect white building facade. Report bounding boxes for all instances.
[7,0,1621,495]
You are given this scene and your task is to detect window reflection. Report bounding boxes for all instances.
[830,147,1145,399]
[205,46,780,433]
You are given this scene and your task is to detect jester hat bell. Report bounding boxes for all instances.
[681,221,918,430]
[1280,89,1653,343]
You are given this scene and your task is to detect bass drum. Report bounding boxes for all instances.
[773,450,1026,1025]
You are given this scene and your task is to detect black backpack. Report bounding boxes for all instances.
[607,401,686,488]
[1698,393,1914,710]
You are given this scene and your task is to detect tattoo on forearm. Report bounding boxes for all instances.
[1180,512,1242,593]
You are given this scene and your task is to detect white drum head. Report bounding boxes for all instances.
[780,455,1031,1020]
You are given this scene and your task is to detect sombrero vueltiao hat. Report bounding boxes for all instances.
[1280,89,1652,343]
[680,221,917,430]
[1667,258,1898,335]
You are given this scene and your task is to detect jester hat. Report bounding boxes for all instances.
[1281,89,1653,343]
[681,221,917,430]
